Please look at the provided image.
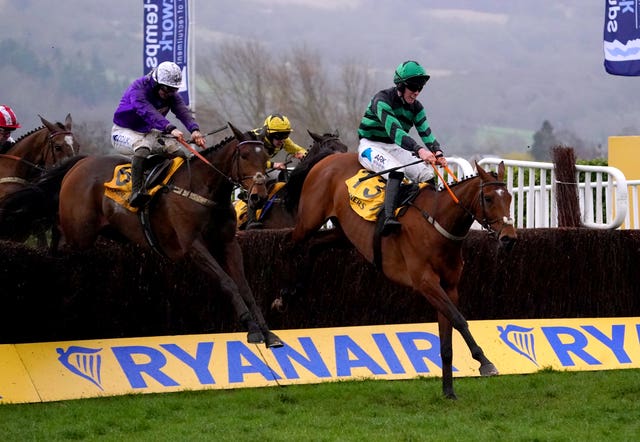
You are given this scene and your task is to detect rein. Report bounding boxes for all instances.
[412,176,514,242]
[0,127,73,180]
[0,154,45,173]
[167,138,267,207]
[41,129,76,168]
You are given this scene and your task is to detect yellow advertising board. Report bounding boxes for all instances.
[2,317,639,404]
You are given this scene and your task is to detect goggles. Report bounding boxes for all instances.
[271,132,290,141]
[159,84,179,94]
[404,81,426,92]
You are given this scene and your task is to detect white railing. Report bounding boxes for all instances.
[237,156,640,230]
[477,157,630,230]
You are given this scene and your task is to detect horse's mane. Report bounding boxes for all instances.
[12,121,68,144]
[445,170,499,189]
[13,126,45,143]
[193,135,235,159]
[283,133,345,211]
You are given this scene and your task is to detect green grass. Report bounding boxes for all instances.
[1,369,639,441]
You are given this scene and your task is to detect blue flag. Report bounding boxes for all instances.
[604,1,640,76]
[142,0,190,104]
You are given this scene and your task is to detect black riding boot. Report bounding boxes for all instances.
[129,155,151,208]
[381,171,404,236]
[246,205,263,229]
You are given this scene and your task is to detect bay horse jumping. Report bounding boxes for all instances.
[237,130,348,229]
[278,152,517,399]
[0,122,282,348]
[0,113,78,198]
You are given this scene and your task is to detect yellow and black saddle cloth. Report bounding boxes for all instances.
[104,157,185,212]
[234,182,286,227]
[345,169,426,222]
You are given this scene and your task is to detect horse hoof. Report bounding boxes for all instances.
[265,331,284,348]
[479,363,499,377]
[247,330,265,344]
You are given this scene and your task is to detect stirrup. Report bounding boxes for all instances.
[129,191,150,208]
[381,217,401,236]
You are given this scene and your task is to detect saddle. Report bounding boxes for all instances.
[104,155,184,212]
[345,169,423,222]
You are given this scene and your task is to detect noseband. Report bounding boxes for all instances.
[477,181,514,238]
[43,129,75,167]
[232,140,267,192]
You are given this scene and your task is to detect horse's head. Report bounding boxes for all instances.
[475,161,517,250]
[228,122,269,209]
[39,113,79,166]
[307,130,349,156]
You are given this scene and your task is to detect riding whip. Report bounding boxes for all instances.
[357,159,423,182]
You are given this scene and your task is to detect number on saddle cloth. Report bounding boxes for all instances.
[104,156,184,210]
[345,170,423,222]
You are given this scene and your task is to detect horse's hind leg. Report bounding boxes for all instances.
[274,226,349,312]
[189,241,281,348]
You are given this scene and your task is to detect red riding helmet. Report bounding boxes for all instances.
[0,105,21,129]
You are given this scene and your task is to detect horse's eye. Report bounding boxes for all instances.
[483,195,493,204]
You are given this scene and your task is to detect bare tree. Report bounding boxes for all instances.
[199,40,274,128]
[198,40,374,150]
[338,58,376,149]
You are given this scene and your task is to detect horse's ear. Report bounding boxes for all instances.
[497,161,505,180]
[39,115,58,133]
[257,125,267,140]
[334,128,340,137]
[227,122,244,141]
[307,129,321,141]
[65,113,72,130]
[475,161,487,178]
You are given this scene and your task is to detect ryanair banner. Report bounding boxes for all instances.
[1,317,640,404]
[143,0,190,104]
[604,1,640,75]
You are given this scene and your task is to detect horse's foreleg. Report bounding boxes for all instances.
[421,281,498,399]
[443,287,498,378]
[437,312,456,400]
[188,241,267,346]
[221,239,283,348]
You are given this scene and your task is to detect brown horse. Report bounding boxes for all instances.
[0,122,282,348]
[278,152,517,399]
[236,130,348,229]
[0,113,78,198]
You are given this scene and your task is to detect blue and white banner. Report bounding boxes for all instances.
[143,0,190,104]
[604,1,640,76]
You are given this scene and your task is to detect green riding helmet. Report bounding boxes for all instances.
[393,60,430,88]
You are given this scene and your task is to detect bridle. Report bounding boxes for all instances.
[413,176,514,241]
[42,129,76,167]
[167,139,267,207]
[475,181,515,239]
[0,128,75,186]
[232,140,267,193]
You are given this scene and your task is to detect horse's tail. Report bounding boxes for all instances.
[0,155,87,240]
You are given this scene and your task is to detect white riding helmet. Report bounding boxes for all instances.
[152,61,182,88]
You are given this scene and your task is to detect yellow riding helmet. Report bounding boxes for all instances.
[263,114,292,134]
